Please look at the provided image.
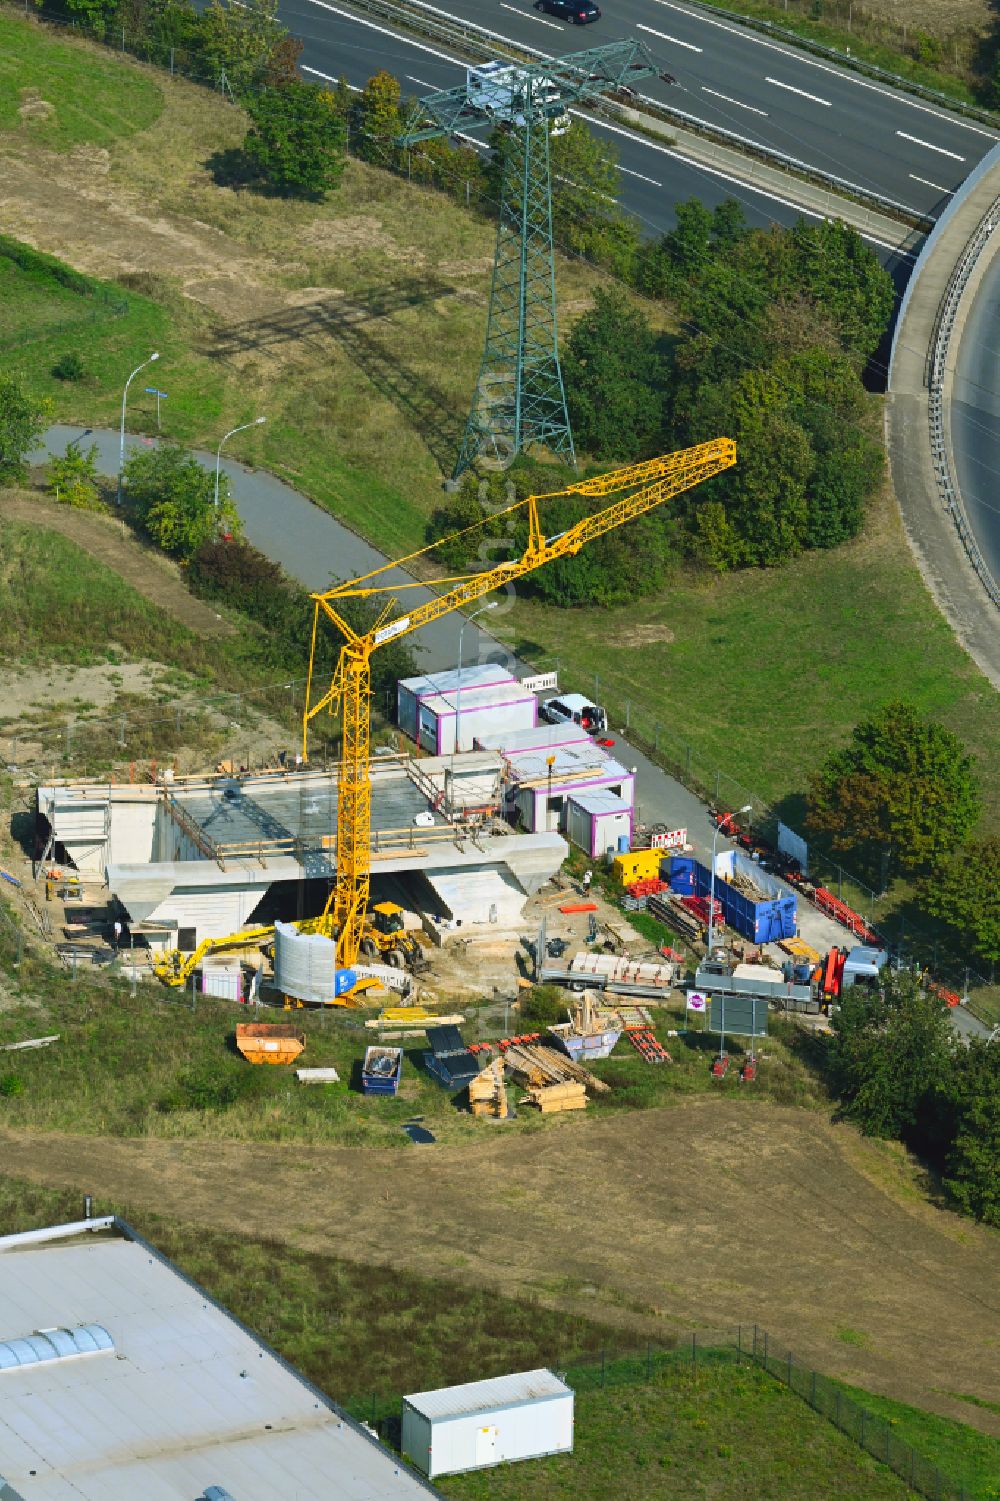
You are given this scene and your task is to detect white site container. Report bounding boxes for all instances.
[401,1368,573,1478]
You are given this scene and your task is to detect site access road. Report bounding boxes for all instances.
[280,0,999,221]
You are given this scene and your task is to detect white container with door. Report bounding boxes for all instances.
[401,1368,573,1478]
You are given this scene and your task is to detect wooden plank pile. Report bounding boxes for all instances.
[469,1058,508,1118]
[502,1041,611,1113]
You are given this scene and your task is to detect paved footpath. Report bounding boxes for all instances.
[34,424,725,853]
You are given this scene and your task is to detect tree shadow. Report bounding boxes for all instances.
[205,146,259,190]
[207,281,465,472]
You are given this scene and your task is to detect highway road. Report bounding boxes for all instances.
[947,251,1000,590]
[278,0,916,282]
[279,0,998,221]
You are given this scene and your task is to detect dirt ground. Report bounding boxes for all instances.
[4,1101,999,1434]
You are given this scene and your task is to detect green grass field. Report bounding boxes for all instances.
[444,1358,920,1501]
[0,12,162,149]
[0,923,825,1144]
[0,1174,988,1500]
[835,1381,1000,1501]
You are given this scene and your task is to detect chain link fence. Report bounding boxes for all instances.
[343,1325,971,1500]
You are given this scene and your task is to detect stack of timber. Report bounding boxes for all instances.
[526,1080,587,1114]
[469,1058,508,1118]
[503,1041,610,1097]
[365,1008,465,1031]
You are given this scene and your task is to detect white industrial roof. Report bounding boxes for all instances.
[567,790,631,815]
[0,1224,440,1500]
[475,722,587,754]
[399,665,516,697]
[404,1368,571,1421]
[417,682,535,717]
[504,742,629,786]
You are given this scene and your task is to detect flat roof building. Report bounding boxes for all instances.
[0,1216,443,1500]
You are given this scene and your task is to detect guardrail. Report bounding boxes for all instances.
[672,0,998,127]
[926,198,1000,611]
[342,0,930,229]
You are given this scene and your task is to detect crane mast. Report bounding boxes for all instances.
[303,438,736,974]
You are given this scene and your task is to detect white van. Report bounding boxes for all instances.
[539,694,607,733]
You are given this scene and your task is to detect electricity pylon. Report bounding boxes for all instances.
[400,42,665,479]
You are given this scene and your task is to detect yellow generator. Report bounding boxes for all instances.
[612,848,666,887]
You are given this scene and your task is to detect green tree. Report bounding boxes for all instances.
[806,702,981,881]
[0,376,50,482]
[920,837,1000,965]
[62,0,117,38]
[685,368,813,567]
[123,444,240,560]
[47,443,102,510]
[199,0,287,94]
[944,1041,1000,1226]
[244,83,346,198]
[352,71,403,167]
[786,218,895,360]
[826,969,955,1140]
[562,287,664,462]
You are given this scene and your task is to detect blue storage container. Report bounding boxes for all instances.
[668,855,696,894]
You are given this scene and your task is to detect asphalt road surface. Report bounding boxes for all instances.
[949,249,1000,591]
[279,0,998,220]
[276,0,915,282]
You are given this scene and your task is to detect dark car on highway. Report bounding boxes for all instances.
[534,0,601,21]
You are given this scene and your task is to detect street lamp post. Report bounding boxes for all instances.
[117,351,159,505]
[215,416,266,510]
[706,803,752,958]
[451,601,497,812]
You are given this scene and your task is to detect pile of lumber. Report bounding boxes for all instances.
[469,1059,508,1118]
[526,1080,586,1113]
[503,1042,610,1097]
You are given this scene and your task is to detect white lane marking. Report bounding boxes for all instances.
[701,85,768,117]
[909,173,952,194]
[301,0,465,68]
[500,1,562,27]
[765,76,831,108]
[635,22,701,51]
[299,0,917,248]
[302,65,359,89]
[896,130,965,162]
[619,165,663,186]
[406,75,434,88]
[644,0,999,139]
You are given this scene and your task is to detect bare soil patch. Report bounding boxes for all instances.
[17,87,53,124]
[4,1101,999,1430]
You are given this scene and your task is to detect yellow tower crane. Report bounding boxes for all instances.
[303,438,736,976]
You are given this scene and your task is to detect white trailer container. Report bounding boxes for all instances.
[566,789,632,859]
[397,667,536,754]
[402,1368,573,1478]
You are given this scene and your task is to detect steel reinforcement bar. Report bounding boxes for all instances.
[927,198,1000,611]
[341,0,929,229]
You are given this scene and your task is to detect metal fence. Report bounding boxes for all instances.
[343,1325,971,1501]
[926,196,1000,613]
[674,0,997,126]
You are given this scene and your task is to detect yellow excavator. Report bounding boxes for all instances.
[154,441,735,1001]
[151,899,424,990]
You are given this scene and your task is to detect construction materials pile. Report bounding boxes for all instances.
[502,1039,611,1113]
[468,1058,509,1118]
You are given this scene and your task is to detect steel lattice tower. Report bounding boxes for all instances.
[400,42,665,479]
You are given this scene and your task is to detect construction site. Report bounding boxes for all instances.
[23,429,912,1121]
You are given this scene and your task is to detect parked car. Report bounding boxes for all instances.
[534,0,601,21]
[540,694,608,733]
